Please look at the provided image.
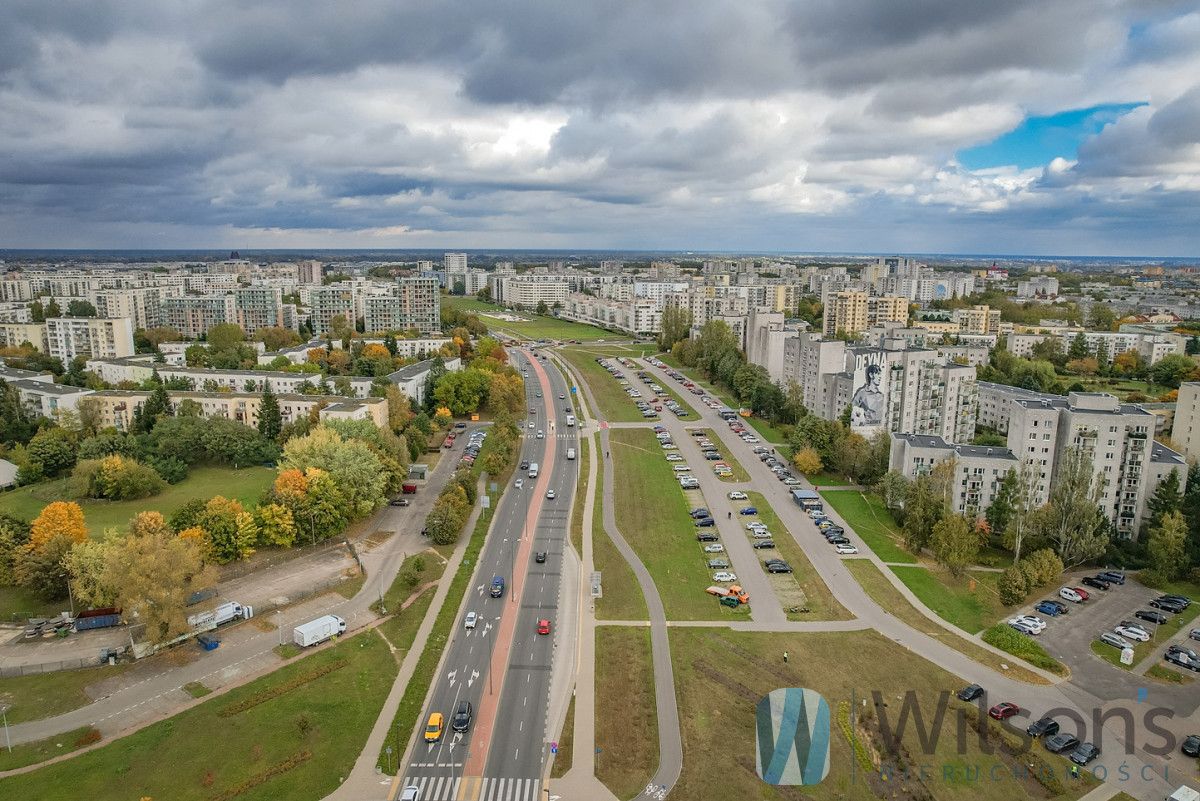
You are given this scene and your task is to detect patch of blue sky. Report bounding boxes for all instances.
[957,102,1146,170]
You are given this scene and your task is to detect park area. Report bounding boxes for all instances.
[443,296,614,341]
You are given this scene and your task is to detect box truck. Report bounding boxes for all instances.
[566,448,576,460]
[528,463,539,478]
[188,601,251,631]
[566,414,576,427]
[293,614,346,647]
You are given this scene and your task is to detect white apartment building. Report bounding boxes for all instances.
[362,277,441,334]
[161,295,237,338]
[1017,276,1060,298]
[1007,330,1182,364]
[559,293,660,336]
[45,317,134,361]
[88,389,389,431]
[890,434,1017,517]
[234,287,287,333]
[745,308,793,383]
[490,275,570,309]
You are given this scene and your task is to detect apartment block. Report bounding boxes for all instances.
[490,276,570,309]
[745,308,794,384]
[45,317,134,361]
[890,434,1017,517]
[162,295,237,338]
[362,277,441,334]
[559,294,661,336]
[822,291,908,337]
[88,389,389,431]
[234,287,286,333]
[308,285,360,335]
[1006,329,1182,364]
[0,322,48,351]
[952,305,1002,336]
[296,260,324,285]
[1170,382,1200,463]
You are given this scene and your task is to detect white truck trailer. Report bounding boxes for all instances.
[187,601,251,631]
[293,614,346,647]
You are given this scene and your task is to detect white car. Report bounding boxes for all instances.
[537,430,545,439]
[728,491,748,500]
[673,464,691,472]
[745,522,768,531]
[1114,624,1150,642]
[703,544,725,553]
[1007,615,1047,634]
[662,443,677,450]
[835,544,859,555]
[515,478,524,489]
[1059,587,1084,604]
[809,509,826,519]
[464,611,478,630]
[400,786,421,801]
[546,488,556,499]
[666,454,684,462]
[712,571,737,582]
[751,529,773,539]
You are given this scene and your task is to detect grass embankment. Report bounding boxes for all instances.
[668,627,1092,801]
[744,492,850,621]
[610,429,739,621]
[981,624,1068,676]
[845,559,1054,684]
[0,631,397,801]
[0,663,133,725]
[653,352,788,444]
[550,697,575,778]
[891,565,1004,634]
[374,550,446,653]
[0,726,101,772]
[819,490,917,564]
[558,348,644,423]
[0,465,275,537]
[1146,664,1193,684]
[569,438,591,555]
[695,428,749,483]
[595,627,658,800]
[443,296,613,341]
[592,439,648,621]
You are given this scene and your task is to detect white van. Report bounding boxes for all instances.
[1059,587,1084,604]
[566,448,576,460]
[566,414,576,427]
[529,463,539,478]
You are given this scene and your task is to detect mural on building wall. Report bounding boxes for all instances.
[850,351,887,432]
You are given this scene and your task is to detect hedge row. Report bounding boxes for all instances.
[980,624,1068,676]
[218,658,348,717]
[208,749,313,801]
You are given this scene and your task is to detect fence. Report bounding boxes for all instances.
[0,654,118,678]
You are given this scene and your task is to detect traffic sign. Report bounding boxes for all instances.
[570,386,577,394]
[550,742,558,754]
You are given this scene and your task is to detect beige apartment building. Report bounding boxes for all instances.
[822,291,908,337]
[45,317,135,361]
[87,389,389,431]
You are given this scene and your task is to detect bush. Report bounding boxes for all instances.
[148,455,189,484]
[981,623,1067,675]
[69,455,166,501]
[1137,569,1167,589]
[73,727,102,747]
[1017,559,1040,592]
[998,565,1027,606]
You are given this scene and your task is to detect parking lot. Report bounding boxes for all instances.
[1017,577,1200,714]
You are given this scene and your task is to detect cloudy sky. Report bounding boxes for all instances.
[1,1,1198,255]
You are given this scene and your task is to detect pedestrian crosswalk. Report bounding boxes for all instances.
[397,774,541,801]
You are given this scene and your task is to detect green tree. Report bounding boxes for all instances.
[999,462,1038,563]
[1029,447,1108,568]
[138,371,172,432]
[1144,469,1183,535]
[258,384,282,441]
[1147,511,1189,582]
[0,379,37,446]
[930,514,978,577]
[280,426,388,518]
[1088,304,1117,331]
[1067,332,1089,360]
[1149,354,1197,388]
[536,300,549,315]
[902,474,942,552]
[66,300,97,317]
[658,306,693,351]
[206,322,246,352]
[986,469,1018,537]
[1182,463,1200,566]
[14,532,75,601]
[998,564,1028,605]
[27,427,77,476]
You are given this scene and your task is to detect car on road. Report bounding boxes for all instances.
[400,786,421,801]
[464,611,478,630]
[515,478,524,489]
[703,544,725,553]
[559,393,565,399]
[520,460,530,470]
[1026,717,1059,738]
[1099,631,1132,649]
[728,491,748,500]
[956,684,984,702]
[1058,587,1084,604]
[537,618,552,635]
[1009,615,1047,634]
[988,702,1019,720]
[1182,735,1200,758]
[739,507,758,516]
[835,544,859,555]
[1080,577,1110,591]
[536,430,545,439]
[764,561,793,573]
[424,712,444,742]
[1135,610,1169,625]
[535,551,547,563]
[546,488,556,499]
[712,571,737,582]
[1098,570,1126,585]
[452,701,473,733]
[1043,734,1080,754]
[389,498,410,506]
[752,540,776,549]
[1114,623,1150,642]
[528,422,535,429]
[1069,742,1100,765]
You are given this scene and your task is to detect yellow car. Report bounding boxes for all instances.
[424,712,444,743]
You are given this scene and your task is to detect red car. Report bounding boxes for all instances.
[537,619,551,635]
[988,702,1020,720]
[1072,587,1090,601]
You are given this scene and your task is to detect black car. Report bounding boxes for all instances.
[1136,610,1169,625]
[452,700,473,733]
[1099,570,1126,585]
[1043,734,1080,754]
[752,540,776,549]
[690,508,710,518]
[956,684,984,702]
[534,551,547,564]
[1080,577,1109,591]
[388,498,409,507]
[1069,742,1100,765]
[1170,652,1200,673]
[520,460,530,470]
[695,517,716,528]
[1182,735,1200,757]
[1153,596,1188,613]
[765,562,793,574]
[1161,594,1192,608]
[1026,717,1060,738]
[827,536,850,546]
[696,532,719,543]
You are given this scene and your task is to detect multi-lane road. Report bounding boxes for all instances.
[398,347,580,801]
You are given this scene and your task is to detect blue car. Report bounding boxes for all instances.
[739,507,758,516]
[1035,601,1064,617]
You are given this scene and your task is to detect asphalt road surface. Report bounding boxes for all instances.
[399,347,579,801]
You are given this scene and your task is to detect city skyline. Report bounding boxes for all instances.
[0,2,1197,255]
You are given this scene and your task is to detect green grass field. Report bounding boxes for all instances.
[558,349,643,422]
[845,559,1051,684]
[595,626,658,800]
[0,663,134,724]
[667,626,1091,801]
[0,465,275,536]
[0,584,63,623]
[890,565,1004,634]
[374,550,445,651]
[610,429,740,620]
[0,726,100,772]
[569,437,591,555]
[592,437,649,621]
[819,490,917,563]
[744,492,851,621]
[443,296,614,341]
[0,630,398,801]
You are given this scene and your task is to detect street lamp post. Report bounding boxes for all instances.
[277,609,283,646]
[1,703,11,754]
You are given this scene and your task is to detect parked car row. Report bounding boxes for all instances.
[956,686,1103,765]
[457,429,487,470]
[813,512,857,554]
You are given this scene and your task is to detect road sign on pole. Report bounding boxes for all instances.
[550,742,558,754]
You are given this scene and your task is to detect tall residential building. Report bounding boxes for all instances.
[363,277,441,334]
[1171,382,1200,463]
[234,287,286,332]
[443,253,468,273]
[890,435,1017,518]
[296,260,324,285]
[0,322,48,350]
[490,275,570,309]
[822,291,908,337]
[161,295,236,338]
[745,308,792,384]
[308,285,358,335]
[45,317,135,361]
[952,305,1002,336]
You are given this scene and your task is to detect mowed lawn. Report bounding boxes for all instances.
[593,440,649,621]
[610,429,733,620]
[595,627,658,800]
[0,663,134,724]
[668,627,1092,801]
[559,348,645,423]
[443,296,614,341]
[890,565,1005,635]
[0,465,275,535]
[0,630,398,801]
[819,490,917,564]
